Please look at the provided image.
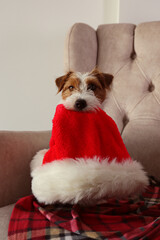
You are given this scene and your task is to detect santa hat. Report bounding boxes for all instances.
[31,104,148,205]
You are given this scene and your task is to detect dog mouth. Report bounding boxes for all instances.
[61,92,101,112]
[74,99,87,111]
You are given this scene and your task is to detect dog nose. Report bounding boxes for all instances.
[75,99,87,111]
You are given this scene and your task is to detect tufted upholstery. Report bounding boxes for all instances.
[64,22,160,179]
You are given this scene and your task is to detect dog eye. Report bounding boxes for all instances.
[68,86,74,90]
[87,84,97,91]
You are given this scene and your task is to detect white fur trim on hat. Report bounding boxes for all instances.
[30,149,48,172]
[31,151,149,205]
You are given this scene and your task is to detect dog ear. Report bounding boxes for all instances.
[102,73,113,88]
[55,71,73,93]
[90,68,113,89]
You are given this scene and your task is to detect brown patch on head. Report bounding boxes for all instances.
[90,68,113,89]
[55,72,73,93]
[86,77,106,103]
[55,72,81,100]
[86,68,113,103]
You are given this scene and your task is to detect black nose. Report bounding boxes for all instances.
[75,99,87,111]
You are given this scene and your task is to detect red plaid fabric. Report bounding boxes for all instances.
[8,177,160,240]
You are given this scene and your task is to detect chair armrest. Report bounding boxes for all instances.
[0,130,51,207]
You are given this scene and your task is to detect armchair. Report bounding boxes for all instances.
[1,21,160,239]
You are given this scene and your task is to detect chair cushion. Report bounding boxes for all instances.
[0,204,14,240]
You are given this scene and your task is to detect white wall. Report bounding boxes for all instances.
[1,0,160,131]
[103,0,119,24]
[0,0,104,131]
[119,0,160,24]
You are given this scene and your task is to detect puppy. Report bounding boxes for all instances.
[31,68,148,206]
[55,68,113,112]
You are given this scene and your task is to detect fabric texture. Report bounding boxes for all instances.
[8,177,160,240]
[43,104,131,163]
[64,23,97,73]
[0,204,14,240]
[31,104,148,205]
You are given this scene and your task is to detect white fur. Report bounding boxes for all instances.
[61,72,102,112]
[61,91,101,112]
[75,72,90,81]
[31,155,149,205]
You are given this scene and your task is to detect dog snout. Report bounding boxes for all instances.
[75,99,87,111]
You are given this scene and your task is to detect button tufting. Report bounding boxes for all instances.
[148,82,155,92]
[130,52,136,60]
[123,115,129,127]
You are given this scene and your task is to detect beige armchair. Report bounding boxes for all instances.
[1,21,160,239]
[64,21,160,179]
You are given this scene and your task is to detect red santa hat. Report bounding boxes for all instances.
[31,104,148,205]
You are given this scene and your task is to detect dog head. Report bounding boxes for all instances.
[55,68,113,112]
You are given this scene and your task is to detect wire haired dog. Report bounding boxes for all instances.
[55,68,113,111]
[31,68,148,205]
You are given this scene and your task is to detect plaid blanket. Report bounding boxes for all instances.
[8,177,160,240]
